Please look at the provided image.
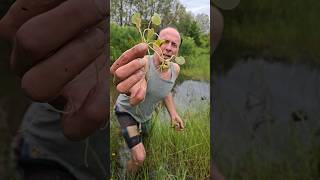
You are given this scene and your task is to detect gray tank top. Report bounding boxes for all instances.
[115,55,178,123]
[19,103,108,180]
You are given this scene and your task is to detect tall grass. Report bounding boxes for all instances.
[214,0,320,71]
[180,47,210,82]
[215,119,320,179]
[111,106,210,179]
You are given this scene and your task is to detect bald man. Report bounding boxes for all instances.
[112,26,184,173]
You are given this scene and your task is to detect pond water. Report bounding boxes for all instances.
[173,80,210,111]
[213,58,320,163]
[158,80,210,119]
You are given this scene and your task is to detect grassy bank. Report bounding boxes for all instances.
[180,47,210,82]
[111,106,210,179]
[214,0,320,71]
[215,120,320,179]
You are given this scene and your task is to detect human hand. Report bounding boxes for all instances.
[171,114,184,131]
[110,43,148,105]
[0,0,109,140]
[128,77,147,106]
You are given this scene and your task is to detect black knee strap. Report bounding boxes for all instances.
[121,126,142,149]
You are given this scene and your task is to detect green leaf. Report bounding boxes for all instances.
[146,28,154,41]
[175,56,185,65]
[131,12,141,28]
[151,13,161,26]
[153,39,165,47]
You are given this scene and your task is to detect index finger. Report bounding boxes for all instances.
[13,0,107,61]
[0,0,65,42]
[110,43,148,74]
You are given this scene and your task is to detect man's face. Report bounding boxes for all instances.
[157,27,181,60]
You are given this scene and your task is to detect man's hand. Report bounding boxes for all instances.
[171,114,184,131]
[128,77,147,106]
[0,0,109,140]
[110,43,148,106]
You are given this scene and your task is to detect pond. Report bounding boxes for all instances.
[158,80,210,119]
[213,58,320,172]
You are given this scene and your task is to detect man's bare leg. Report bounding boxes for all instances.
[127,143,146,173]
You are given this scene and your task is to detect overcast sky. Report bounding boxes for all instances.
[179,0,210,16]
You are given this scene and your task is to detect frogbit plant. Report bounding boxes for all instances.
[131,12,185,72]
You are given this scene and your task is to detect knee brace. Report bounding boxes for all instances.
[121,125,142,149]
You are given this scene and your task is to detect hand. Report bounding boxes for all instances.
[0,0,109,140]
[171,114,184,131]
[128,77,147,106]
[110,43,148,105]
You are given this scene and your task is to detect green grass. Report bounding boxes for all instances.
[111,106,210,179]
[214,0,320,71]
[180,47,210,82]
[215,120,320,179]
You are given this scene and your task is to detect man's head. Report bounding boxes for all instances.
[156,26,181,60]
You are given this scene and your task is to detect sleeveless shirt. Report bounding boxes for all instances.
[115,55,178,123]
[19,102,108,180]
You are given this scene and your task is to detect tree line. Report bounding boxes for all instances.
[110,0,210,46]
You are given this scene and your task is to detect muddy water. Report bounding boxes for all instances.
[213,59,320,165]
[158,80,210,119]
[173,80,210,111]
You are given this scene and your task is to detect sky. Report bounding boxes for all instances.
[179,0,210,17]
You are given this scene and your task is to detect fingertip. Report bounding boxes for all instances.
[136,43,148,54]
[139,42,148,50]
[109,66,114,74]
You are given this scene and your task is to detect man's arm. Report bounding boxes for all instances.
[164,63,180,118]
[164,63,184,130]
[164,92,178,118]
[164,92,184,130]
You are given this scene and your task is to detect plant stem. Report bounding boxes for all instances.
[148,20,152,29]
[138,27,144,42]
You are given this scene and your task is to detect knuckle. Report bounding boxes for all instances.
[132,59,142,69]
[21,74,51,101]
[84,105,107,124]
[114,69,124,80]
[135,93,145,102]
[116,84,126,94]
[121,51,131,63]
[15,27,41,60]
[82,28,105,50]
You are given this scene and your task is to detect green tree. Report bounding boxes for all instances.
[111,0,185,28]
[195,13,210,34]
[173,11,202,46]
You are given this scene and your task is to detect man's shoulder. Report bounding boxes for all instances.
[172,62,180,74]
